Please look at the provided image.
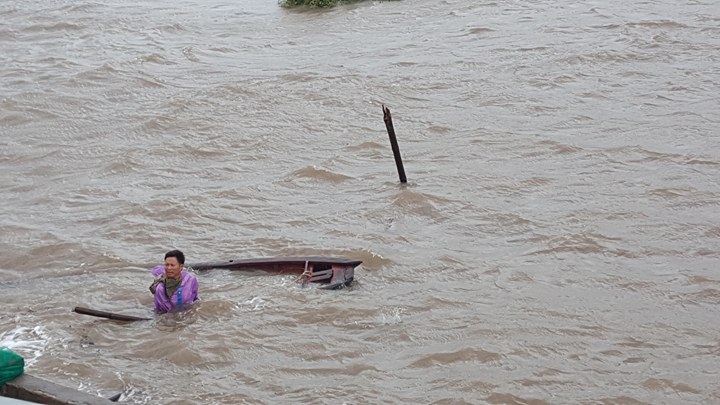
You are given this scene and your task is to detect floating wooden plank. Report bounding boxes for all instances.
[73,306,151,322]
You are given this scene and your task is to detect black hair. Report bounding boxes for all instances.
[164,249,185,264]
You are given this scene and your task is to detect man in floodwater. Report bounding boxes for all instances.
[149,250,199,313]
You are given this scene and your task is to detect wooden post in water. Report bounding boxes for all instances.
[382,105,407,183]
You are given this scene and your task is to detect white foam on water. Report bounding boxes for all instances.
[0,325,50,367]
[378,307,405,325]
[109,373,148,405]
[244,296,266,311]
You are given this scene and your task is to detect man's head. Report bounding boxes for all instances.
[164,250,185,280]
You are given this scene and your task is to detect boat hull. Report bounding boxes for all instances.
[189,256,361,289]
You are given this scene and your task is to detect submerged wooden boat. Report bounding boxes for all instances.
[189,256,361,289]
[69,257,362,324]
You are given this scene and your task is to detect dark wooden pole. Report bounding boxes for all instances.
[382,105,407,183]
[73,306,151,321]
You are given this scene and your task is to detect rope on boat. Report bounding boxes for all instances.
[299,260,311,287]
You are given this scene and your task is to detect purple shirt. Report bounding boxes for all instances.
[151,265,199,313]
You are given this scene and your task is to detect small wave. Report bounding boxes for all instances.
[516,377,574,387]
[647,188,687,199]
[494,213,533,231]
[626,20,689,29]
[278,72,317,83]
[427,124,453,134]
[686,275,719,285]
[137,54,173,65]
[685,288,720,305]
[643,378,701,394]
[538,140,584,154]
[141,116,172,130]
[73,63,120,82]
[345,141,386,151]
[592,24,623,30]
[519,176,553,187]
[377,307,404,325]
[151,23,186,33]
[0,113,31,126]
[486,393,550,405]
[560,50,650,65]
[104,155,141,174]
[606,146,720,168]
[136,76,167,89]
[467,27,494,35]
[686,158,720,167]
[243,296,267,311]
[208,47,236,54]
[614,279,655,293]
[410,347,502,368]
[392,61,418,67]
[517,46,551,52]
[621,70,654,78]
[390,189,456,218]
[182,46,200,62]
[337,248,393,269]
[287,166,354,183]
[0,28,17,40]
[528,231,629,256]
[23,22,83,32]
[549,74,577,85]
[591,396,649,404]
[181,142,229,159]
[616,337,658,349]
